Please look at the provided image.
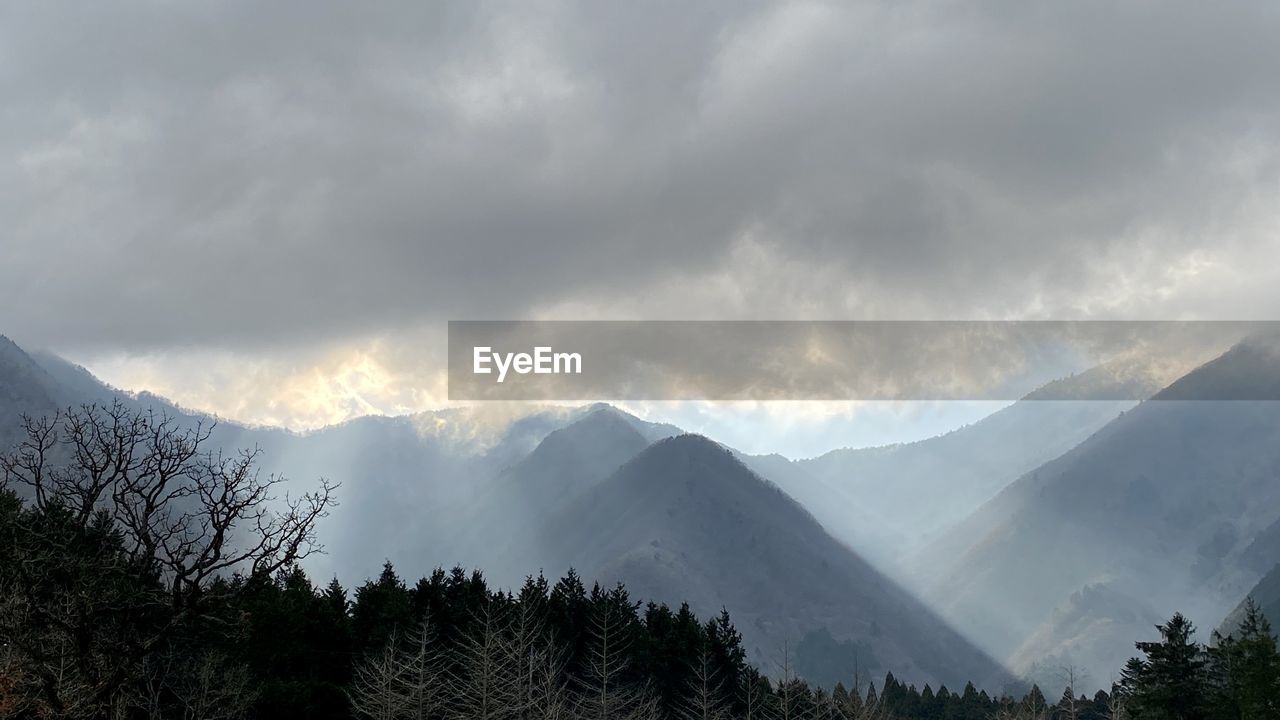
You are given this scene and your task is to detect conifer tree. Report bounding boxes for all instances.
[1122,613,1209,720]
[1208,598,1280,720]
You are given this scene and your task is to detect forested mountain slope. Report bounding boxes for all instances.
[917,339,1280,687]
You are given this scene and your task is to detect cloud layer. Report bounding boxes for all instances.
[4,1,1280,424]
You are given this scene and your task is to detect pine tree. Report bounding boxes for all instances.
[1208,598,1280,720]
[352,562,414,657]
[1123,613,1209,719]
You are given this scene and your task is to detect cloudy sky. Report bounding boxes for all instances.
[3,1,1279,440]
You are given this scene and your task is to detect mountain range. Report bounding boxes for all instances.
[914,337,1280,688]
[738,364,1157,570]
[3,333,1279,693]
[0,336,1011,690]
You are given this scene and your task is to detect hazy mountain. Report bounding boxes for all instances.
[0,336,65,447]
[438,406,658,583]
[751,365,1156,567]
[0,338,583,582]
[1218,562,1280,638]
[23,335,1275,692]
[738,452,903,557]
[1213,558,1280,635]
[534,433,1013,690]
[917,339,1280,689]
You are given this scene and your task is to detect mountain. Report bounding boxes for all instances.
[1218,563,1280,639]
[0,341,1013,688]
[533,433,1013,690]
[0,336,64,448]
[0,338,591,582]
[752,364,1156,568]
[439,406,657,583]
[917,338,1280,688]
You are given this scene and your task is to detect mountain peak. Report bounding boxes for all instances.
[554,404,649,444]
[632,433,735,466]
[506,404,651,498]
[614,433,785,500]
[0,334,29,361]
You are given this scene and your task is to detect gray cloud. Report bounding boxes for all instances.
[3,0,1280,359]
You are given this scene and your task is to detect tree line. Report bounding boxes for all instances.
[1,403,1278,719]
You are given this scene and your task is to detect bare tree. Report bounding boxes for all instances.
[574,589,657,720]
[349,634,416,720]
[171,652,256,720]
[402,617,448,720]
[348,617,447,720]
[525,640,571,720]
[775,640,805,720]
[1056,664,1085,720]
[0,625,39,718]
[451,603,520,720]
[740,669,773,720]
[0,401,336,717]
[676,645,730,720]
[1100,679,1129,720]
[507,599,569,720]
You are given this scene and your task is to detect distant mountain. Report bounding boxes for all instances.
[1218,563,1280,640]
[751,364,1155,567]
[0,340,1015,689]
[534,433,1013,690]
[441,407,657,583]
[0,336,64,447]
[917,338,1280,688]
[0,337,589,582]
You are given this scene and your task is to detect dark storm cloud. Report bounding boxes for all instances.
[3,1,1280,354]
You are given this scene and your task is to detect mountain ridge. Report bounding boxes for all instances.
[536,433,1014,690]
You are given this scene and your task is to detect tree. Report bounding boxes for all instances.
[347,616,446,720]
[675,644,730,720]
[352,562,414,658]
[348,633,415,720]
[168,652,257,720]
[738,667,773,720]
[508,588,569,720]
[1121,613,1209,720]
[1208,598,1280,720]
[0,402,335,717]
[401,617,447,720]
[1057,664,1086,720]
[774,640,804,720]
[576,584,657,720]
[450,602,520,720]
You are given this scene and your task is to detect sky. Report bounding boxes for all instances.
[3,1,1279,446]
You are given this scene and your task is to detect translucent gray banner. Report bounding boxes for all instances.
[447,321,1280,401]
